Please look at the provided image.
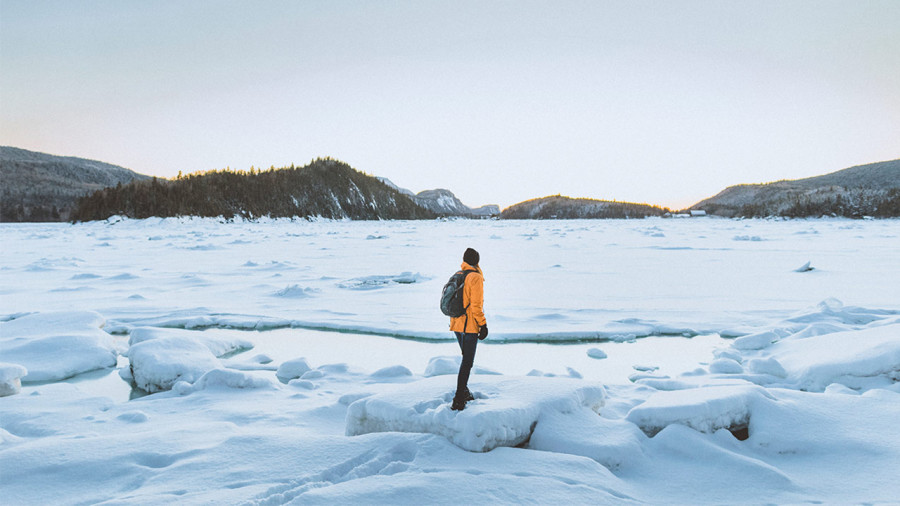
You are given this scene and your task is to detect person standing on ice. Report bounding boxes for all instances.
[449,247,488,411]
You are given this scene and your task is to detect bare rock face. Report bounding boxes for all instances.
[379,178,499,217]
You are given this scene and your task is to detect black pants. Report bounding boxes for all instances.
[455,331,478,399]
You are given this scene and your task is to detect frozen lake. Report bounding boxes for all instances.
[3,216,898,340]
[2,217,899,505]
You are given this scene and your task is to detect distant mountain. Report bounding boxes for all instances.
[691,159,900,218]
[0,146,151,222]
[501,195,668,219]
[375,177,416,198]
[72,158,437,221]
[470,204,502,217]
[413,189,500,217]
[376,177,499,217]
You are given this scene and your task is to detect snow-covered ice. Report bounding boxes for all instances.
[0,363,28,396]
[2,217,900,504]
[124,327,252,392]
[0,311,118,382]
[345,375,606,452]
[626,384,773,436]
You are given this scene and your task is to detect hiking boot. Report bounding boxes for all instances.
[463,389,475,402]
[450,397,467,411]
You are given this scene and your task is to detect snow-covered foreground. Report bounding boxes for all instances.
[2,217,899,504]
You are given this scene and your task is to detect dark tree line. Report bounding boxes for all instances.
[2,186,75,222]
[71,158,437,222]
[0,199,62,222]
[734,187,900,218]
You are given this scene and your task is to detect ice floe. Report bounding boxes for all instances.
[124,327,252,392]
[0,311,118,382]
[346,375,606,452]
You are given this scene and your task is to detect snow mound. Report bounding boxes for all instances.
[272,284,317,298]
[626,385,774,437]
[125,326,251,393]
[346,376,606,452]
[127,337,222,392]
[0,311,117,382]
[189,368,277,391]
[371,365,413,378]
[746,357,788,378]
[276,358,312,381]
[794,261,814,272]
[423,356,459,377]
[709,358,743,374]
[423,356,500,377]
[0,363,28,396]
[784,298,889,327]
[587,348,607,359]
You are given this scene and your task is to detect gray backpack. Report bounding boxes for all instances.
[440,270,475,317]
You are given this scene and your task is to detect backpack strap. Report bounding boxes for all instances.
[460,269,476,334]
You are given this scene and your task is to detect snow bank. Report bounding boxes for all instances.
[0,311,117,382]
[346,375,606,452]
[626,385,774,437]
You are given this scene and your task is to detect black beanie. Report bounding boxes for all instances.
[463,247,480,266]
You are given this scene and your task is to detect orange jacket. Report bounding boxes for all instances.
[450,262,486,334]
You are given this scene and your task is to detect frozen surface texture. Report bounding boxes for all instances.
[2,218,900,504]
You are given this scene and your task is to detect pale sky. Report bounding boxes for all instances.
[2,1,899,210]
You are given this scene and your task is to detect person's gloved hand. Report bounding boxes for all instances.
[478,324,488,340]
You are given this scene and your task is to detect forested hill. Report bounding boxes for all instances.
[501,195,668,219]
[691,159,900,218]
[1,146,150,222]
[71,158,437,221]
